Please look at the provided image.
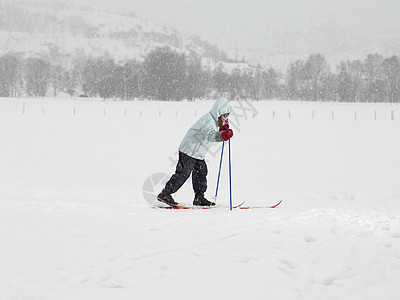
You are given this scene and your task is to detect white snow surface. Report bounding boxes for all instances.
[0,98,400,300]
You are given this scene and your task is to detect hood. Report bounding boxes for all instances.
[209,97,232,122]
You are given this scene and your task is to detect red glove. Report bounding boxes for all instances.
[221,128,233,141]
[219,123,229,132]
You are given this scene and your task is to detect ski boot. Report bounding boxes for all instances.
[193,193,215,206]
[157,189,179,207]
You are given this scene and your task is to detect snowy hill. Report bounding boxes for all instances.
[0,97,400,299]
[0,1,244,71]
[241,21,400,71]
[215,0,400,70]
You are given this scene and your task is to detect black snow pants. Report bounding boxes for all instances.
[164,151,208,195]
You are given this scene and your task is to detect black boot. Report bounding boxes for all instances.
[193,193,215,206]
[157,189,179,206]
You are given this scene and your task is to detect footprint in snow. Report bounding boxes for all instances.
[272,228,283,234]
[382,241,392,248]
[278,259,298,271]
[192,252,204,258]
[99,283,125,289]
[390,232,400,239]
[322,276,337,286]
[304,236,318,243]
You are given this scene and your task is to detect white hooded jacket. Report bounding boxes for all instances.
[178,97,232,160]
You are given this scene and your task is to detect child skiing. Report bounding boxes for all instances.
[157,97,234,207]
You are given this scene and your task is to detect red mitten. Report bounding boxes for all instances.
[219,123,229,132]
[221,129,233,141]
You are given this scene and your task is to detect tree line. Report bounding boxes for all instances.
[286,53,400,103]
[1,47,400,102]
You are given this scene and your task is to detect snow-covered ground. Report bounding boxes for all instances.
[0,98,400,300]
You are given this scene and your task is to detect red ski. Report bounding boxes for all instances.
[238,200,282,209]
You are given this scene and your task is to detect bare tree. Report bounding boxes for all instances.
[286,60,306,100]
[382,56,400,103]
[49,65,66,97]
[0,53,23,97]
[304,54,329,101]
[24,57,50,97]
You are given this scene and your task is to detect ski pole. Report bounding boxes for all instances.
[228,137,232,210]
[214,140,225,200]
[215,118,228,201]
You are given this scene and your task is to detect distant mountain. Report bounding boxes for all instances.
[0,1,248,71]
[237,20,400,71]
[220,1,400,71]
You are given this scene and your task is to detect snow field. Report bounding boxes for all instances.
[0,98,400,299]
